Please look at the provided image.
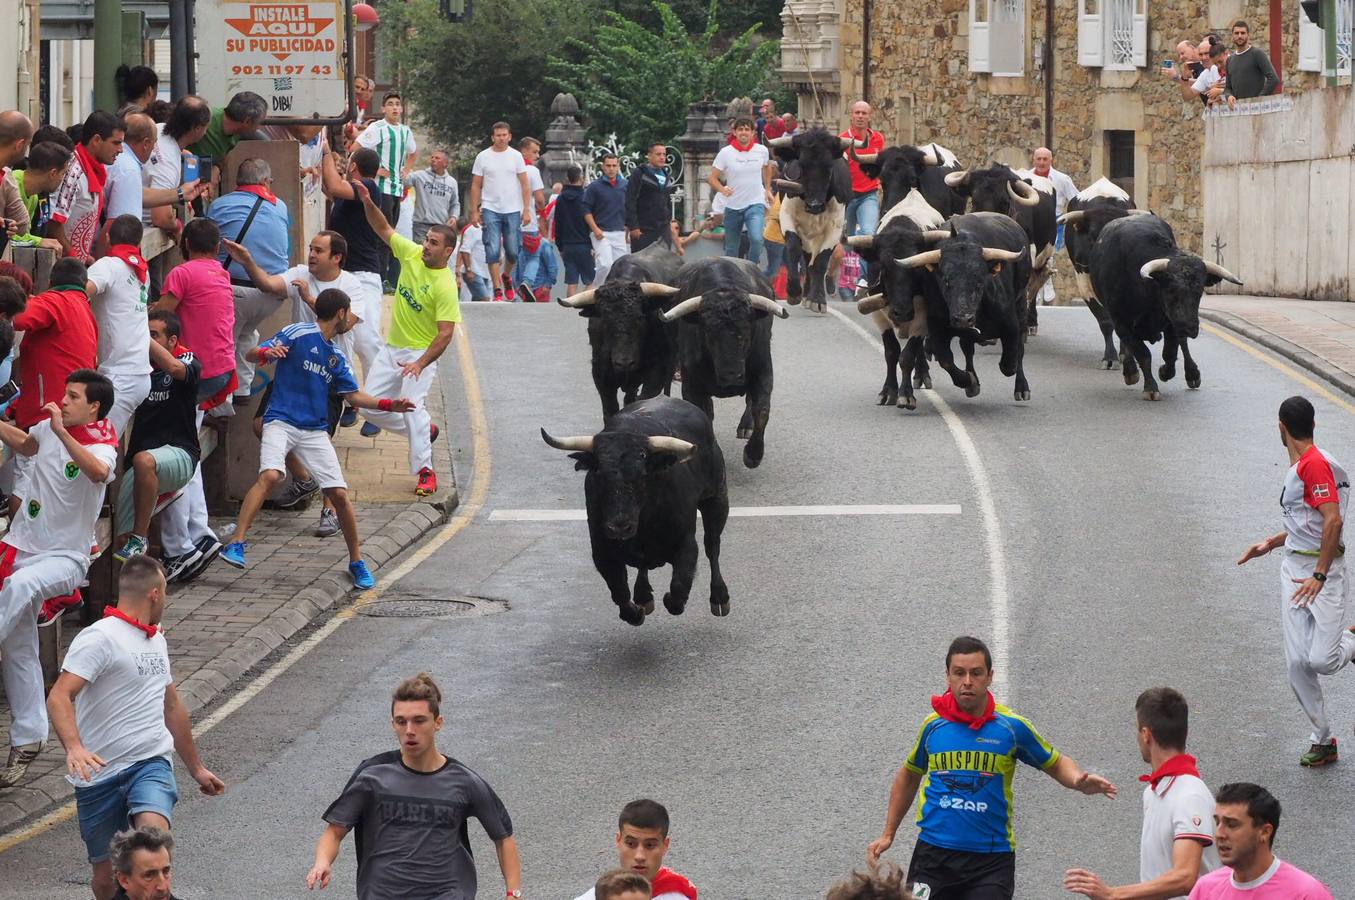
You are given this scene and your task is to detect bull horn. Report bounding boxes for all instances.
[839,135,869,152]
[647,435,696,460]
[540,428,594,452]
[1056,210,1086,225]
[844,234,875,249]
[921,230,952,244]
[920,151,939,166]
[749,294,790,319]
[1007,179,1040,207]
[767,135,794,149]
[772,179,804,194]
[852,152,879,164]
[982,247,1025,262]
[557,288,598,307]
[661,295,704,321]
[856,293,887,314]
[1204,261,1243,285]
[944,170,970,188]
[897,249,943,269]
[1125,208,1153,216]
[1139,258,1171,279]
[639,282,679,297]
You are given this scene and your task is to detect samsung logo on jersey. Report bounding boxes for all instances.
[938,797,988,812]
[302,359,333,383]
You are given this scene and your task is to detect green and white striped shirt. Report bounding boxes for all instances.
[356,120,417,197]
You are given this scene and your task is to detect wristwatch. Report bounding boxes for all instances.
[176,186,185,203]
[1314,571,1327,583]
[507,891,523,898]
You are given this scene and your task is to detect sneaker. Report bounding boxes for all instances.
[430,424,440,444]
[39,590,82,624]
[504,284,517,302]
[163,548,203,584]
[1300,741,1338,767]
[533,287,552,303]
[178,535,224,583]
[339,406,359,428]
[275,477,320,510]
[0,742,44,790]
[315,507,340,537]
[360,421,382,438]
[415,467,438,497]
[221,541,247,569]
[113,535,148,563]
[493,288,505,302]
[518,281,533,300]
[348,559,376,590]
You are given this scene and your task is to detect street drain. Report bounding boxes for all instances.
[359,597,478,618]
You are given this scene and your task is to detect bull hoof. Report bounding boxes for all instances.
[965,377,981,399]
[662,592,686,616]
[1014,389,1031,402]
[786,294,802,306]
[640,599,655,616]
[710,600,730,617]
[1158,364,1176,382]
[898,395,917,411]
[1144,390,1162,401]
[618,604,645,626]
[743,445,764,468]
[915,374,933,390]
[1027,326,1038,337]
[1123,369,1141,386]
[1100,358,1116,370]
[807,300,826,314]
[1186,372,1201,390]
[736,426,752,440]
[879,389,898,406]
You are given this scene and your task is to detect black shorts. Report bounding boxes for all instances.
[906,839,1015,900]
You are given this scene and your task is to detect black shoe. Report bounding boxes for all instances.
[178,535,223,583]
[163,549,204,584]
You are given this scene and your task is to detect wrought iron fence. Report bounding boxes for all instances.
[566,133,687,222]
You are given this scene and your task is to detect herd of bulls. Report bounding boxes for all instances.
[539,126,1243,625]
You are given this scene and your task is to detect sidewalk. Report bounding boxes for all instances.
[0,338,458,836]
[1201,294,1355,398]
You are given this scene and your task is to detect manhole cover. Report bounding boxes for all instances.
[359,598,477,618]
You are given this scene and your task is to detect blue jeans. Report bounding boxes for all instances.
[520,238,560,291]
[723,204,765,263]
[463,273,493,301]
[75,756,178,863]
[844,192,880,279]
[481,209,522,269]
[763,241,785,280]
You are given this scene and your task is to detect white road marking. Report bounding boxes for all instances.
[824,306,1012,698]
[490,504,961,522]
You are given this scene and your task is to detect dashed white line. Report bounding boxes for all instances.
[489,504,961,522]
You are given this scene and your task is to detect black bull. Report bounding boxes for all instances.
[557,242,685,418]
[1059,188,1146,369]
[541,396,730,627]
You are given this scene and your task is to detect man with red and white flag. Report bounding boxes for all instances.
[0,370,120,790]
[1239,395,1355,768]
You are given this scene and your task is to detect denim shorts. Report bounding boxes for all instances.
[75,756,178,863]
[481,209,522,265]
[559,242,595,285]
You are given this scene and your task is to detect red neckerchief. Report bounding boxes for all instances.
[728,135,755,151]
[103,606,158,638]
[108,244,148,284]
[1034,166,1051,178]
[74,143,107,201]
[932,689,997,730]
[651,867,698,900]
[237,183,277,205]
[68,418,119,447]
[607,177,618,187]
[1140,753,1200,789]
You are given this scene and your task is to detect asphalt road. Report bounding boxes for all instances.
[3,298,1354,898]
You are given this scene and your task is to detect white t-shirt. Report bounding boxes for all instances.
[142,127,184,226]
[523,166,546,233]
[61,616,173,786]
[1281,446,1349,553]
[1140,773,1220,893]
[357,120,416,196]
[471,147,528,214]
[278,264,363,326]
[1193,65,1222,95]
[6,420,118,557]
[459,225,490,279]
[713,142,770,211]
[88,256,152,377]
[103,151,144,222]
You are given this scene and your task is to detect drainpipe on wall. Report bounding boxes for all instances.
[861,0,871,103]
[1269,0,1284,91]
[1044,0,1054,149]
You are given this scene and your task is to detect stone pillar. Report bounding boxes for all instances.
[778,0,844,129]
[677,100,727,231]
[543,93,587,189]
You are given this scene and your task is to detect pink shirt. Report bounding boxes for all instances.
[162,258,236,379]
[1188,860,1332,899]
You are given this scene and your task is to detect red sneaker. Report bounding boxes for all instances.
[493,289,505,302]
[415,467,438,497]
[533,287,552,303]
[40,589,82,624]
[504,284,517,302]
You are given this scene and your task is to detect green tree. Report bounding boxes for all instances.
[612,0,782,36]
[547,0,783,149]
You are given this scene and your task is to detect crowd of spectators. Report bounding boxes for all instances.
[1162,20,1279,110]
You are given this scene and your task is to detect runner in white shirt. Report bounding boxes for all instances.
[1238,395,1355,768]
[457,223,493,301]
[468,122,532,300]
[709,117,772,262]
[0,371,119,791]
[1065,687,1218,900]
[47,556,224,897]
[86,215,153,435]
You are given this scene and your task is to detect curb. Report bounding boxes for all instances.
[1200,309,1355,400]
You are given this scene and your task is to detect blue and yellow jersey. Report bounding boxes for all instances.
[904,704,1060,854]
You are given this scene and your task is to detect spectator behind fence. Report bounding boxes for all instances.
[1189,40,1229,106]
[208,157,291,402]
[108,825,182,900]
[102,114,202,232]
[0,369,119,791]
[8,139,70,251]
[152,218,235,584]
[51,110,126,262]
[0,271,30,421]
[188,90,267,166]
[114,65,159,112]
[47,556,224,899]
[408,149,461,244]
[113,310,201,563]
[625,142,678,253]
[781,112,801,137]
[0,110,34,170]
[86,215,153,435]
[11,257,98,432]
[1165,40,1208,104]
[145,98,211,248]
[827,863,913,900]
[554,165,595,297]
[1224,20,1279,101]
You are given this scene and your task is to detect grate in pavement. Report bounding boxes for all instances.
[358,597,478,618]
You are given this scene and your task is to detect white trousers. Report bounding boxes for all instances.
[590,231,630,287]
[0,549,86,746]
[159,410,213,556]
[359,344,436,474]
[1281,551,1355,745]
[232,285,285,399]
[337,271,384,382]
[101,371,152,438]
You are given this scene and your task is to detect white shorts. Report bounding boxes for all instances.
[258,420,346,490]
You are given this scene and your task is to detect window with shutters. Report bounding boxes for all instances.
[1299,0,1353,74]
[969,0,1024,76]
[1078,0,1147,70]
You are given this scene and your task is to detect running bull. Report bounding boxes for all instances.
[542,396,730,626]
[1090,213,1242,400]
[852,142,967,219]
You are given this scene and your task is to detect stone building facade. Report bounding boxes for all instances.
[781,0,1343,257]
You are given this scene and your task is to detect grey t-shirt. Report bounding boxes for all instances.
[1224,46,1278,99]
[409,170,461,226]
[324,751,513,900]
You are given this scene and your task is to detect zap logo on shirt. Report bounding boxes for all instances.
[26,499,40,519]
[64,461,80,481]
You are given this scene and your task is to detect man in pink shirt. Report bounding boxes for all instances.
[1188,783,1332,899]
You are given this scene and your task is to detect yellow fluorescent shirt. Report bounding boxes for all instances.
[388,233,461,350]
